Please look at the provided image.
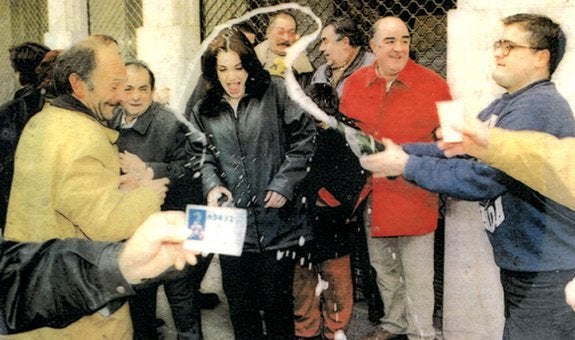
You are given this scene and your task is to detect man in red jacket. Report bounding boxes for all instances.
[340,17,451,340]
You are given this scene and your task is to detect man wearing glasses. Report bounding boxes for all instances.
[358,13,575,339]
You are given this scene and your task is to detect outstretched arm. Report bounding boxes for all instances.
[360,137,507,201]
[441,119,575,210]
[1,211,197,334]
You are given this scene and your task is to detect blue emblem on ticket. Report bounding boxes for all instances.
[184,204,247,256]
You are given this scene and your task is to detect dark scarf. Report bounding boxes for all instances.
[52,94,96,119]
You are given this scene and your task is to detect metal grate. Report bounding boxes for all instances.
[200,0,456,77]
[0,0,48,102]
[10,0,48,45]
[0,0,143,103]
[202,0,249,37]
[87,0,143,60]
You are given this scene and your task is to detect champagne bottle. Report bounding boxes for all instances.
[328,116,398,180]
[327,116,385,157]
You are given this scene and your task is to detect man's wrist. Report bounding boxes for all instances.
[100,243,137,293]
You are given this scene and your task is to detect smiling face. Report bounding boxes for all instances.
[80,45,127,122]
[216,50,248,105]
[320,25,352,68]
[492,23,547,93]
[267,14,297,56]
[121,64,154,122]
[370,17,410,81]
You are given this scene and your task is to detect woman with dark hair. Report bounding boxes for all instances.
[187,28,316,339]
[8,42,50,98]
[198,28,270,106]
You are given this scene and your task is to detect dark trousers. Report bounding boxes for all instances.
[220,251,296,340]
[501,268,575,340]
[129,254,213,340]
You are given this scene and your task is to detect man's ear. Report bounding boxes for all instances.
[265,23,274,39]
[536,49,551,73]
[341,36,351,46]
[369,39,377,54]
[69,73,86,99]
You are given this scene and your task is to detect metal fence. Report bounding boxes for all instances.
[87,0,142,61]
[0,0,48,102]
[0,0,142,103]
[1,0,455,100]
[201,0,457,77]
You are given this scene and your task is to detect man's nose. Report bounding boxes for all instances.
[493,46,506,58]
[280,31,293,41]
[392,41,404,50]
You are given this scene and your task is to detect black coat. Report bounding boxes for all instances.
[304,127,367,262]
[111,102,203,210]
[188,77,316,252]
[0,86,44,229]
[0,238,131,334]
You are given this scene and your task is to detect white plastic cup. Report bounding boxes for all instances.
[436,100,464,143]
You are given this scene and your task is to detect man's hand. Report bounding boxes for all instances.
[119,173,140,193]
[438,116,490,158]
[359,138,408,178]
[154,86,171,106]
[120,151,150,179]
[118,211,198,284]
[264,191,287,208]
[139,175,170,204]
[206,186,233,207]
[125,166,169,203]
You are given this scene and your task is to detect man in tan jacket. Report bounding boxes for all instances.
[5,35,168,339]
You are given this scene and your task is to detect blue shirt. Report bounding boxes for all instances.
[404,80,575,271]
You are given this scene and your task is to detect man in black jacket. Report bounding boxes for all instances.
[0,211,198,335]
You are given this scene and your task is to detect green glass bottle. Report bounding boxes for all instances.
[329,117,385,157]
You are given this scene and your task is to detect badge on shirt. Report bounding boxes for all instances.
[480,196,505,233]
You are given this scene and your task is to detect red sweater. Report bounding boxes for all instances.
[340,59,451,236]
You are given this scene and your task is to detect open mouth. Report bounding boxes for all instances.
[227,83,242,95]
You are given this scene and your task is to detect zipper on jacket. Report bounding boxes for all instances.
[227,101,265,253]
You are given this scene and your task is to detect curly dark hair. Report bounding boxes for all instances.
[305,83,339,116]
[199,27,270,116]
[9,42,50,86]
[35,49,62,98]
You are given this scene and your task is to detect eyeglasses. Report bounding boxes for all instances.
[493,40,542,57]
